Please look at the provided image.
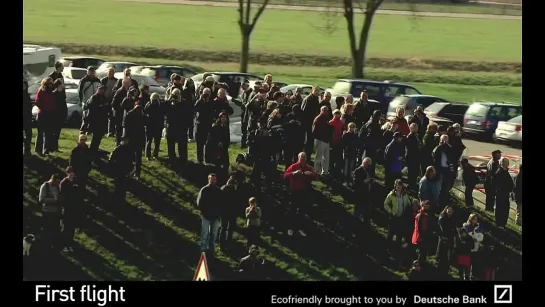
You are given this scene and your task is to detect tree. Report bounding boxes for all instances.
[343,0,385,78]
[238,0,270,73]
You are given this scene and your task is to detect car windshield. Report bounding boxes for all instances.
[133,75,161,87]
[508,115,522,124]
[424,102,446,113]
[331,81,351,94]
[69,70,87,80]
[280,85,297,93]
[466,104,489,116]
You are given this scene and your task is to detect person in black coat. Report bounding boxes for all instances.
[113,68,138,92]
[409,106,429,140]
[23,79,33,156]
[59,166,82,252]
[52,79,68,152]
[484,150,502,212]
[436,206,456,277]
[123,104,147,179]
[494,158,514,228]
[352,157,374,222]
[245,91,268,160]
[301,87,321,158]
[84,86,109,155]
[144,93,165,161]
[405,123,422,190]
[69,134,92,191]
[205,113,231,184]
[362,110,383,171]
[111,78,132,146]
[353,91,372,128]
[514,164,522,225]
[282,105,305,166]
[109,137,134,201]
[212,88,234,121]
[194,88,215,163]
[432,134,456,207]
[197,173,223,255]
[218,178,239,251]
[384,132,406,190]
[165,88,194,166]
[461,159,478,208]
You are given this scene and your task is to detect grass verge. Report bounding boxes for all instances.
[23,128,521,281]
[24,0,521,64]
[64,53,523,103]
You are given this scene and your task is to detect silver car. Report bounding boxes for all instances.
[114,73,166,100]
[493,115,522,147]
[32,89,83,127]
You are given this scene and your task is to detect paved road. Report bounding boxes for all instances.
[122,0,521,20]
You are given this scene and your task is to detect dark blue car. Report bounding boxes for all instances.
[462,102,522,139]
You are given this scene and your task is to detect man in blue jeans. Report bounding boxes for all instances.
[197,173,223,256]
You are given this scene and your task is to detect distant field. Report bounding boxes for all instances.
[24,0,521,63]
[64,54,522,103]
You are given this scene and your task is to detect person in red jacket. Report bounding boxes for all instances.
[392,107,410,136]
[283,152,317,237]
[329,109,345,177]
[412,200,432,262]
[34,77,56,156]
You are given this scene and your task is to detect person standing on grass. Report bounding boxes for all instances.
[384,132,406,190]
[353,91,371,128]
[454,228,473,281]
[436,206,457,278]
[432,134,455,207]
[353,157,374,222]
[23,78,33,156]
[52,79,68,152]
[109,137,134,202]
[362,110,383,173]
[78,67,101,133]
[34,78,56,156]
[218,178,239,252]
[245,197,262,247]
[113,68,138,93]
[484,150,502,212]
[197,173,223,256]
[460,159,478,208]
[123,104,147,181]
[419,166,441,213]
[412,200,432,263]
[166,88,194,167]
[69,134,92,191]
[494,157,514,228]
[384,179,413,256]
[144,93,165,161]
[284,152,318,237]
[138,84,151,107]
[342,122,359,185]
[39,174,62,250]
[392,107,410,136]
[84,85,109,157]
[421,123,438,174]
[329,109,345,177]
[301,87,321,159]
[409,106,429,140]
[238,80,252,148]
[312,106,333,177]
[194,88,215,164]
[340,103,354,129]
[283,104,305,165]
[111,78,132,146]
[405,123,422,191]
[514,164,522,226]
[205,112,231,183]
[48,61,64,83]
[60,166,81,253]
[100,67,118,137]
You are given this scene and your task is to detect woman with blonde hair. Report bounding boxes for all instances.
[34,77,56,155]
[494,157,514,227]
[340,103,354,128]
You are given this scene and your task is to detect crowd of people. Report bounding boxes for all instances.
[23,63,522,280]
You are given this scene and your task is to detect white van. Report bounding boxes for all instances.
[23,44,62,81]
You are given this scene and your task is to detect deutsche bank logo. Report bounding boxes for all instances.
[494,285,512,304]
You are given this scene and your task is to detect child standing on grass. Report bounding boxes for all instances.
[454,229,473,280]
[245,197,262,247]
[342,122,359,185]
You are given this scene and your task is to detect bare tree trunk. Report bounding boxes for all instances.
[240,29,250,73]
[356,12,375,78]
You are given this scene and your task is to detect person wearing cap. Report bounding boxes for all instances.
[69,134,92,191]
[447,126,466,163]
[165,74,184,101]
[144,93,166,161]
[406,123,422,190]
[484,150,502,212]
[123,103,147,180]
[302,86,322,159]
[205,112,231,182]
[494,157,513,228]
[100,68,118,137]
[361,110,383,171]
[432,134,455,208]
[384,131,406,189]
[48,61,64,84]
[113,68,138,93]
[84,85,109,155]
[409,106,429,140]
[329,109,345,176]
[165,88,192,166]
[111,78,132,146]
[23,78,33,156]
[194,88,215,163]
[353,91,371,128]
[78,66,101,133]
[109,137,134,202]
[213,88,234,121]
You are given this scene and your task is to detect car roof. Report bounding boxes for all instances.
[399,94,440,98]
[140,65,192,69]
[102,61,137,65]
[64,67,87,71]
[336,79,414,87]
[282,84,314,88]
[206,71,262,77]
[471,101,520,107]
[61,56,104,61]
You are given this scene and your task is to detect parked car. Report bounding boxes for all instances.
[130,65,197,87]
[493,115,522,147]
[192,72,263,98]
[96,62,138,78]
[114,73,166,100]
[60,56,105,69]
[387,94,448,120]
[327,79,422,113]
[62,67,87,83]
[32,89,82,127]
[280,84,325,98]
[462,102,522,139]
[424,102,469,127]
[28,79,78,102]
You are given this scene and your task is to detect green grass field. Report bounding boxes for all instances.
[23,129,522,280]
[187,0,522,15]
[24,0,521,63]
